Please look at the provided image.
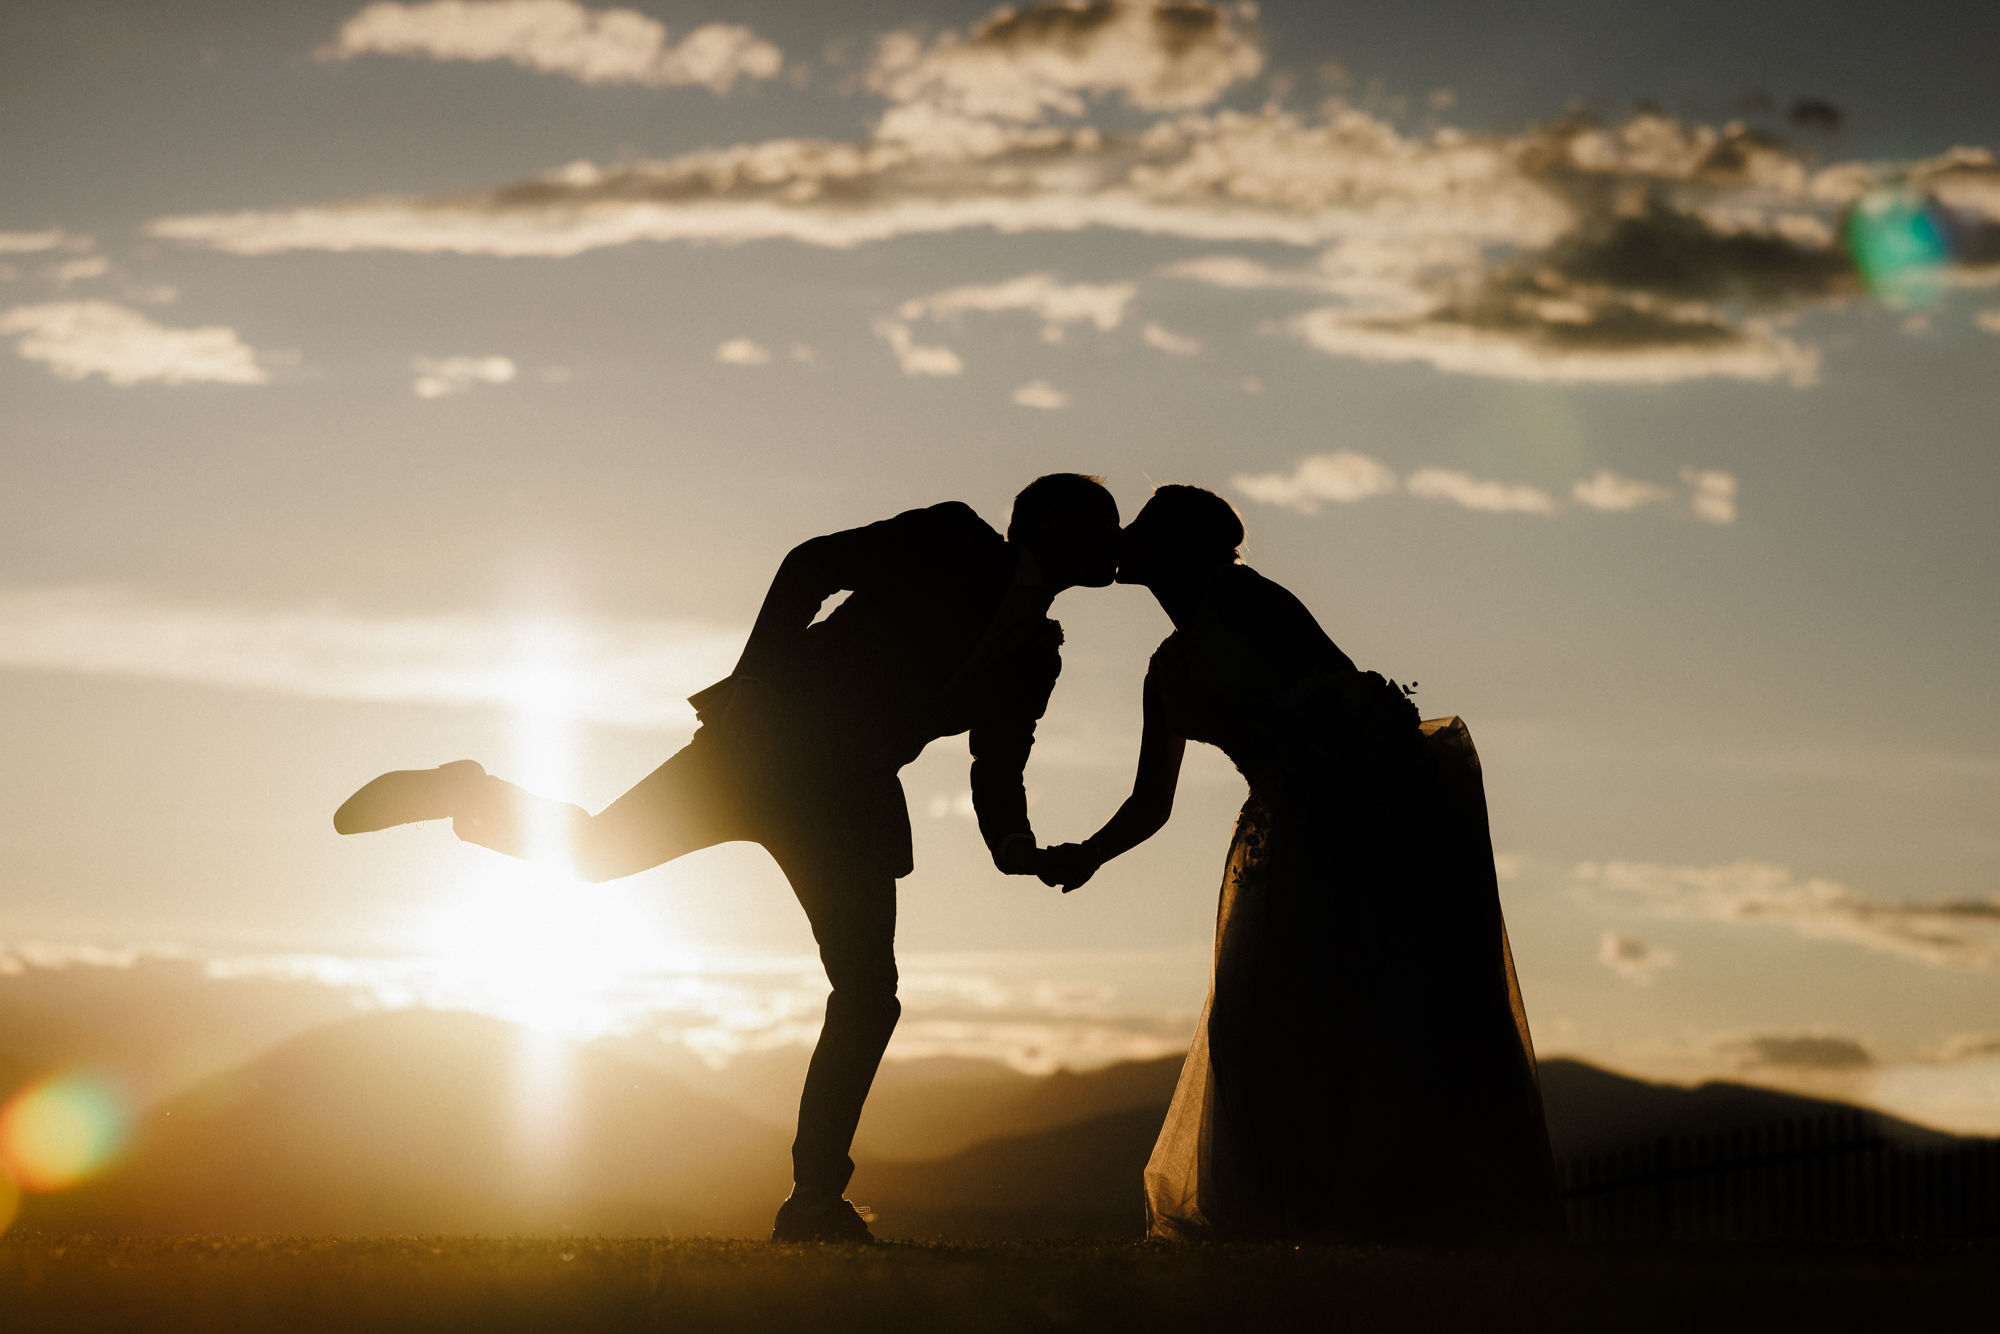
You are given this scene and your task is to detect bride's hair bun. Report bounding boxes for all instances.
[1147,484,1245,563]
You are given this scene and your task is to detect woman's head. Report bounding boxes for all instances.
[1118,485,1245,586]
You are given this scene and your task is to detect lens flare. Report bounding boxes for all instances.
[1845,188,1952,310]
[0,1072,132,1192]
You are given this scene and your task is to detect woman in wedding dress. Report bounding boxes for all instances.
[1039,486,1560,1241]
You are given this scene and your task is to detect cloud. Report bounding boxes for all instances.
[0,941,147,973]
[900,271,1136,331]
[1572,469,1674,513]
[145,8,2000,391]
[869,1,1262,148]
[925,790,977,820]
[411,353,515,397]
[0,301,270,386]
[46,256,111,285]
[885,1018,1185,1073]
[0,586,744,732]
[1012,378,1068,408]
[1682,467,1739,524]
[141,104,1573,258]
[0,229,91,254]
[1575,859,2000,971]
[15,940,1201,1073]
[1406,466,1559,515]
[875,320,964,376]
[1237,454,1737,523]
[1157,253,1315,289]
[1940,1034,2000,1062]
[1140,321,1202,355]
[1232,450,1398,514]
[1288,186,1848,386]
[713,337,771,365]
[1724,1033,1874,1072]
[1294,303,1821,387]
[325,1,781,93]
[1597,930,1676,985]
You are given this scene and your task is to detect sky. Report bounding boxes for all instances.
[2,0,1999,1131]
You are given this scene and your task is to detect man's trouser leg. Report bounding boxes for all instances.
[453,732,746,880]
[773,843,901,1199]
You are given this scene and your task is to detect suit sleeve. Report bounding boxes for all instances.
[967,619,1063,867]
[722,503,966,687]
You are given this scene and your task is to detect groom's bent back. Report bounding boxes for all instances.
[445,474,1120,1237]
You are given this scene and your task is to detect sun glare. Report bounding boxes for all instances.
[418,621,680,1037]
[421,867,675,1035]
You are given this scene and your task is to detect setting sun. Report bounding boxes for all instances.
[414,634,682,1035]
[418,867,677,1036]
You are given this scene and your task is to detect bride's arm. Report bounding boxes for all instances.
[1040,674,1185,891]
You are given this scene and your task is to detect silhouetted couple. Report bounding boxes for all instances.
[336,475,1558,1244]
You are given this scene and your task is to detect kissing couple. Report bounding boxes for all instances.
[335,474,1559,1244]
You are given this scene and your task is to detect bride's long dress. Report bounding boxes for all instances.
[1142,565,1560,1241]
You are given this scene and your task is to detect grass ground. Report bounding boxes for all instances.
[2,1233,1995,1332]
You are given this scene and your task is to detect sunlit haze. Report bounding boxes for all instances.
[3,0,1998,1173]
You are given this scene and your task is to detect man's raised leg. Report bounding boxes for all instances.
[455,735,749,882]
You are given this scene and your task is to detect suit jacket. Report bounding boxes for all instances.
[691,502,1061,872]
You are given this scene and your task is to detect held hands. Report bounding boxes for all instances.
[995,834,1100,891]
[994,833,1040,877]
[1034,842,1102,894]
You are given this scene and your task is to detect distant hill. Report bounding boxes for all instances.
[620,1042,1183,1162]
[851,1056,1968,1240]
[1535,1057,1955,1159]
[0,1049,37,1106]
[15,1011,1981,1240]
[0,956,362,1106]
[857,1108,1161,1239]
[24,1010,790,1236]
[858,1055,1183,1162]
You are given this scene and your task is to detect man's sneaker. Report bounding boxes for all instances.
[770,1195,877,1244]
[333,760,485,835]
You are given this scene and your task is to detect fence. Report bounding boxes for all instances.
[1559,1111,2000,1241]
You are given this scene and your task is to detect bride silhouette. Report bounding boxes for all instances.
[1037,485,1560,1242]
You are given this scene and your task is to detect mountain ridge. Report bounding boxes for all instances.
[10,1008,1978,1239]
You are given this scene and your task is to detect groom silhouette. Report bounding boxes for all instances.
[333,474,1120,1242]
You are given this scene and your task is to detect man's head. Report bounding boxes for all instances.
[1008,473,1121,589]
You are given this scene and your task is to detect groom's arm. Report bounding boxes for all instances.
[727,533,860,684]
[968,622,1062,874]
[719,503,967,689]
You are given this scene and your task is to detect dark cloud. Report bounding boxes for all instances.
[1538,196,1852,305]
[1788,98,1844,135]
[1597,930,1676,984]
[1730,1034,1874,1071]
[870,0,1262,139]
[977,1,1124,48]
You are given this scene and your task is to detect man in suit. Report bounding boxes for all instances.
[333,474,1120,1241]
